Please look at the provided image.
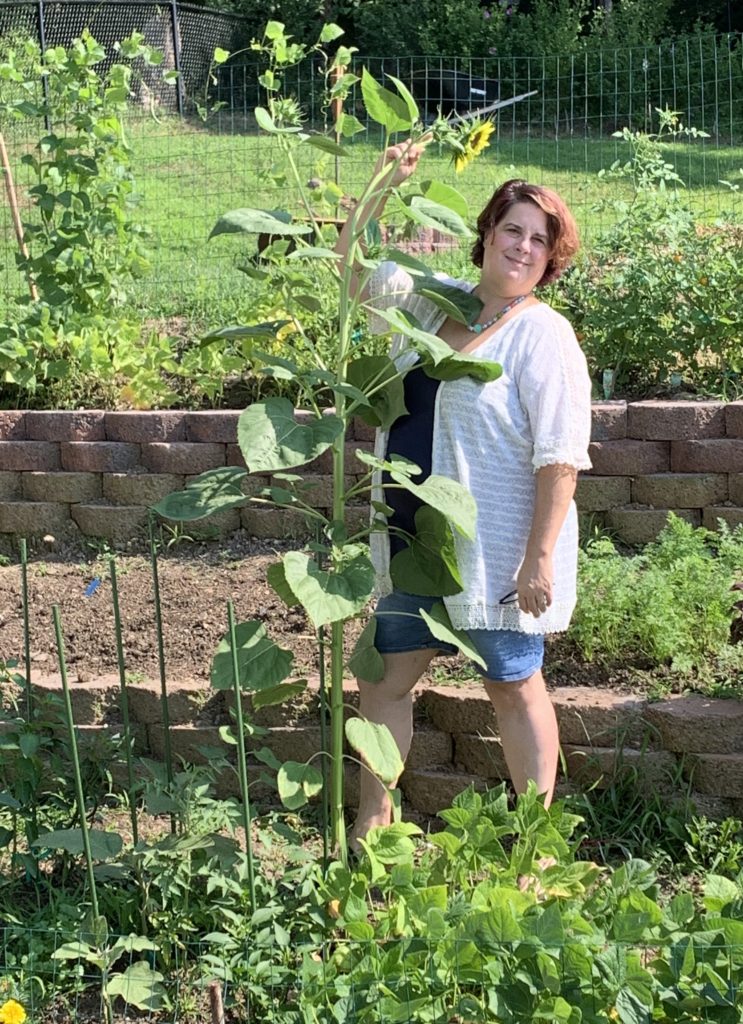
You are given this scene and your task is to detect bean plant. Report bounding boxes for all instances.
[155,20,504,861]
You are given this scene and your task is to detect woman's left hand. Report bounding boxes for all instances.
[516,554,554,618]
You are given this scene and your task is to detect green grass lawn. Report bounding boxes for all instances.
[1,112,742,326]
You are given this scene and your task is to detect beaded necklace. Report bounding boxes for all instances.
[466,293,528,334]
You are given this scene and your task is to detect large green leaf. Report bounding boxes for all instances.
[347,617,385,682]
[423,353,503,384]
[363,821,422,864]
[345,717,403,784]
[277,761,323,810]
[254,106,304,134]
[420,180,469,219]
[385,74,419,125]
[412,279,481,325]
[153,466,248,522]
[201,321,290,346]
[402,195,474,239]
[34,828,123,861]
[346,354,407,430]
[210,620,293,692]
[209,208,313,240]
[395,475,477,540]
[238,398,344,472]
[390,506,463,596]
[106,961,166,1012]
[368,307,453,363]
[360,68,413,133]
[252,679,307,711]
[282,548,375,628]
[337,112,366,137]
[419,602,486,670]
[307,135,348,156]
[266,561,301,607]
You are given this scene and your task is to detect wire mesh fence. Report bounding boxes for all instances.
[2,929,743,1022]
[0,0,742,319]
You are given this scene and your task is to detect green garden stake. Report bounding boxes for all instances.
[109,557,139,846]
[314,528,331,866]
[19,538,32,720]
[148,513,176,833]
[227,600,256,909]
[52,605,101,921]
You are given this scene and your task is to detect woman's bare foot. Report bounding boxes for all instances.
[349,811,392,855]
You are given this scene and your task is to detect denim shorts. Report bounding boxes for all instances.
[373,590,545,683]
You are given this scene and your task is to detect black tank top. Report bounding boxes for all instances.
[382,366,441,557]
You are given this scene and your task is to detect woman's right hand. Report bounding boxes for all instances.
[373,139,424,189]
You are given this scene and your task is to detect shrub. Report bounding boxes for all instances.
[569,514,743,675]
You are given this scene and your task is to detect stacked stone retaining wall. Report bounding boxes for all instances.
[2,400,743,546]
[29,674,743,818]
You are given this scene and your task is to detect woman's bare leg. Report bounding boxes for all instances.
[351,648,436,843]
[483,669,559,804]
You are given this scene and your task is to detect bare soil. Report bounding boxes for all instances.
[0,534,648,694]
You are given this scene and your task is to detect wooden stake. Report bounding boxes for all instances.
[208,980,225,1024]
[0,130,38,301]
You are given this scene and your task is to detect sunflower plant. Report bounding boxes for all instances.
[155,20,498,863]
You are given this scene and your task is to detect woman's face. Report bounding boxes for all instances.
[481,201,552,296]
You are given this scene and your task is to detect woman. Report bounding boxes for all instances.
[338,144,592,843]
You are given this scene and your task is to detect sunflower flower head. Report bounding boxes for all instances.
[454,117,496,173]
[0,1000,27,1024]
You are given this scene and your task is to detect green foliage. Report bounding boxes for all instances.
[683,815,743,877]
[556,110,743,398]
[569,515,743,681]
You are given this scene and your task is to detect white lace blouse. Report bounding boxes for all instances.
[367,261,592,635]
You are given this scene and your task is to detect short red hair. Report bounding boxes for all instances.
[471,179,580,286]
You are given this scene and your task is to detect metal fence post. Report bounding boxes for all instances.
[37,0,51,131]
[170,0,185,117]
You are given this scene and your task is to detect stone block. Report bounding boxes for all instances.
[729,475,743,505]
[185,411,240,443]
[0,472,21,499]
[591,402,628,441]
[453,733,509,779]
[148,724,222,763]
[241,507,314,541]
[22,471,101,504]
[408,727,453,770]
[725,402,743,438]
[61,442,140,473]
[127,679,221,725]
[71,503,149,541]
[703,507,743,531]
[31,674,121,724]
[606,507,700,545]
[552,687,649,747]
[140,442,225,475]
[226,444,248,470]
[671,440,743,473]
[643,694,743,754]
[103,473,183,506]
[399,768,487,815]
[686,753,743,798]
[164,507,241,540]
[105,411,186,442]
[346,505,371,535]
[0,412,26,440]
[418,686,497,736]
[575,476,631,512]
[631,473,728,509]
[563,745,680,795]
[587,441,670,476]
[345,442,374,476]
[26,411,106,442]
[352,417,377,443]
[627,400,726,441]
[690,793,743,821]
[0,501,74,538]
[259,726,323,764]
[303,449,334,474]
[0,441,60,472]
